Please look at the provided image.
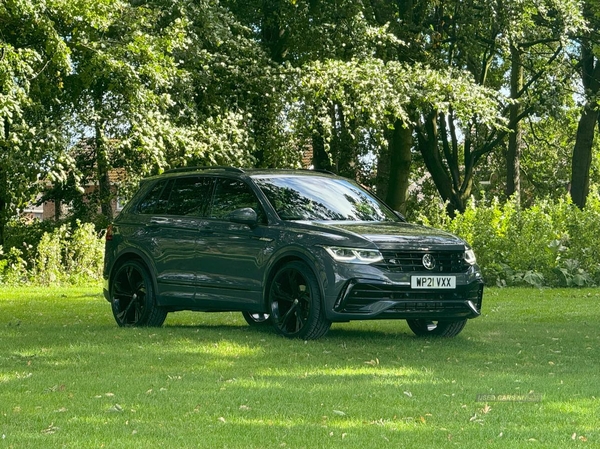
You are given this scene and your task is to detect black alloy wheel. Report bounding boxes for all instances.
[268,261,331,340]
[110,260,167,327]
[406,319,467,337]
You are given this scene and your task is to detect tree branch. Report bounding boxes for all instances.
[518,37,562,49]
[516,44,563,98]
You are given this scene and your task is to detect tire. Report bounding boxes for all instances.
[242,311,271,326]
[268,261,331,340]
[110,260,167,327]
[406,319,467,338]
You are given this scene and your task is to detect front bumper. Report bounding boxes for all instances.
[329,278,484,321]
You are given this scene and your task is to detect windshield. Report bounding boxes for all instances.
[253,175,399,222]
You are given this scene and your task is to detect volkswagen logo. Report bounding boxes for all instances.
[422,254,436,271]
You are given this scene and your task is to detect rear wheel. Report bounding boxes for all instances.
[406,319,467,337]
[268,261,331,340]
[110,260,167,327]
[242,311,271,326]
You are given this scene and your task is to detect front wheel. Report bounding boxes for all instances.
[110,260,167,327]
[268,261,331,340]
[406,319,467,337]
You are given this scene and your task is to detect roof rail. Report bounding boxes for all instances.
[309,168,336,175]
[163,166,245,174]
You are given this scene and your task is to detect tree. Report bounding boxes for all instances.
[292,59,505,212]
[0,0,72,243]
[500,0,584,202]
[417,0,584,211]
[237,0,585,214]
[522,109,579,201]
[162,0,288,169]
[225,0,408,176]
[52,0,269,225]
[0,0,594,234]
[570,0,600,209]
[56,0,212,223]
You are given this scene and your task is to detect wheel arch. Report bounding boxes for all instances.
[262,247,327,310]
[108,249,157,299]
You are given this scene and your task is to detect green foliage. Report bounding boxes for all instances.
[0,0,75,240]
[65,221,105,284]
[291,58,504,172]
[0,246,29,285]
[417,195,600,287]
[0,220,104,286]
[35,224,66,285]
[2,217,55,262]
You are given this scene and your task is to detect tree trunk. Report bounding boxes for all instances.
[0,167,6,245]
[311,123,332,171]
[385,120,412,214]
[262,0,287,63]
[95,122,113,222]
[506,44,523,203]
[54,198,62,221]
[570,42,600,209]
[417,111,463,216]
[571,107,599,208]
[0,117,9,245]
[375,138,390,200]
[334,104,357,179]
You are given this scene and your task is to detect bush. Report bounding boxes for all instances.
[416,195,600,288]
[35,225,67,285]
[3,217,56,264]
[1,220,104,286]
[65,222,105,284]
[0,246,30,285]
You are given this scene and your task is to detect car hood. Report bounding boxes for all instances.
[312,220,466,249]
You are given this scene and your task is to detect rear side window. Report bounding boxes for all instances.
[210,178,266,223]
[165,176,214,216]
[137,180,168,214]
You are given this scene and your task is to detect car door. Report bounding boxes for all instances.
[145,176,214,306]
[194,177,274,306]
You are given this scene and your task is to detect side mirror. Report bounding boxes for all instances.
[228,207,259,227]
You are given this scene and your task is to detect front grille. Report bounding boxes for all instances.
[375,250,468,273]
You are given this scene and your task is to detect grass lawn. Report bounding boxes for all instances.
[0,287,598,448]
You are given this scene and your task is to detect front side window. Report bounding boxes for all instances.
[253,175,398,222]
[210,178,266,223]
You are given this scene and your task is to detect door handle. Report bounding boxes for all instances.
[147,217,170,227]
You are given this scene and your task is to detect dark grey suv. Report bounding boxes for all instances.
[103,167,483,339]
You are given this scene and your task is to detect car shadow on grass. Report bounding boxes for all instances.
[161,320,484,345]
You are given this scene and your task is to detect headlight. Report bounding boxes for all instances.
[464,248,477,265]
[323,246,383,264]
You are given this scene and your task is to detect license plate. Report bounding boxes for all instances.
[411,275,456,289]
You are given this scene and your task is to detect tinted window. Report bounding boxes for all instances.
[165,176,214,216]
[137,180,168,214]
[210,178,266,223]
[254,175,398,222]
[154,179,174,214]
